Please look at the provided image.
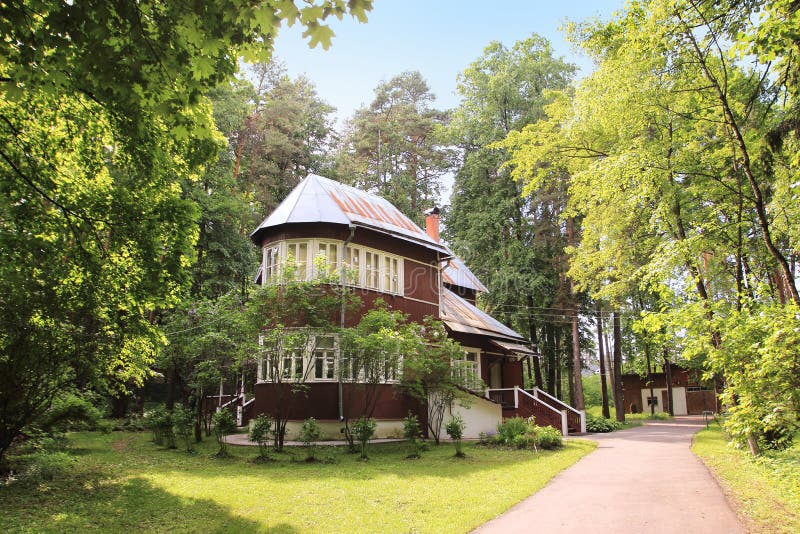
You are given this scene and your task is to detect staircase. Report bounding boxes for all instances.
[487,386,586,436]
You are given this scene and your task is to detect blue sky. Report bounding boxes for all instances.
[272,1,625,123]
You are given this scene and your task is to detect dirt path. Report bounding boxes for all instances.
[474,416,744,534]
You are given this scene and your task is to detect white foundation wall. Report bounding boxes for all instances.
[640,387,687,416]
[445,395,503,439]
[280,419,405,441]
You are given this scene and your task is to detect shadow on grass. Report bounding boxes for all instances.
[0,471,294,533]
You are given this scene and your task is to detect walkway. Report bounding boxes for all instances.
[475,416,744,534]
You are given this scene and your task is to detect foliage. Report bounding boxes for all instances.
[445,415,467,457]
[495,417,533,446]
[36,392,104,435]
[212,410,236,457]
[172,407,196,453]
[694,423,800,533]
[585,414,623,433]
[0,431,595,532]
[248,415,273,461]
[144,407,175,449]
[531,426,563,450]
[401,318,472,444]
[352,418,377,460]
[299,418,322,461]
[10,451,75,484]
[402,412,424,459]
[337,71,452,223]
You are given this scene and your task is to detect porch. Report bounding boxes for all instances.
[487,386,586,436]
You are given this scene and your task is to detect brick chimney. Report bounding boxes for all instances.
[424,207,440,243]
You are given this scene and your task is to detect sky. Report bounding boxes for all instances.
[272,0,626,124]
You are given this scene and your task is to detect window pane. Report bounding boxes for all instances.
[316,336,335,349]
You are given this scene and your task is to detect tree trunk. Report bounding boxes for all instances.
[555,330,562,400]
[527,299,544,388]
[166,366,176,411]
[546,325,556,396]
[645,342,655,416]
[664,349,674,416]
[597,303,610,419]
[570,293,585,410]
[612,311,625,422]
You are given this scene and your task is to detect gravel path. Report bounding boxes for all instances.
[474,416,744,534]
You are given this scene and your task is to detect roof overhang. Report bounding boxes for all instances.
[489,339,539,359]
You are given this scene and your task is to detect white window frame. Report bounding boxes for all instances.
[453,347,482,391]
[261,239,404,296]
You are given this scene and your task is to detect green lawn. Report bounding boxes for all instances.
[692,423,800,534]
[1,432,595,533]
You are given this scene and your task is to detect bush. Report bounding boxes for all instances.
[172,407,195,452]
[144,407,175,448]
[212,410,236,457]
[512,434,534,449]
[39,392,103,433]
[586,414,623,433]
[532,425,563,450]
[402,412,423,459]
[16,451,75,483]
[352,418,377,460]
[299,418,322,461]
[249,415,273,461]
[496,417,532,445]
[445,415,466,457]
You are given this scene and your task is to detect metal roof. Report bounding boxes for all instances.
[490,339,538,357]
[250,174,449,254]
[442,256,488,293]
[441,288,527,344]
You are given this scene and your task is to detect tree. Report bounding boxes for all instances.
[337,71,452,222]
[0,0,373,465]
[446,35,580,401]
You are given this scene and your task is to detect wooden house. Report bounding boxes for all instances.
[244,174,584,438]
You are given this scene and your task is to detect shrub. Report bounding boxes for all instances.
[512,434,534,449]
[352,418,377,460]
[402,412,423,459]
[212,410,236,457]
[172,407,195,452]
[39,392,103,433]
[445,415,467,457]
[532,425,563,450]
[299,418,322,461]
[496,417,532,445]
[144,407,175,448]
[586,414,623,433]
[249,415,273,461]
[17,451,75,483]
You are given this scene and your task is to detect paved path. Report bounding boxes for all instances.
[475,416,744,534]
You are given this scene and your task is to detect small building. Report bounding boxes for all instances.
[622,366,719,416]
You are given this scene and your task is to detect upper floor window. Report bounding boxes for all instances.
[261,239,403,295]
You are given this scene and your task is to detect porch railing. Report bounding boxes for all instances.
[526,387,586,434]
[487,386,571,436]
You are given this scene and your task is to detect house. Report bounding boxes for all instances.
[246,174,584,438]
[622,366,719,416]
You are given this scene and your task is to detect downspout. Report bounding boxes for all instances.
[339,224,356,421]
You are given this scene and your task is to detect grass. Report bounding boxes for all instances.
[583,405,665,430]
[1,431,596,533]
[692,422,800,534]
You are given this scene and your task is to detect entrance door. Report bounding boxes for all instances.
[489,362,502,389]
[661,390,670,415]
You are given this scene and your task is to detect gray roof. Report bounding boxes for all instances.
[250,174,449,254]
[441,288,526,343]
[442,256,488,293]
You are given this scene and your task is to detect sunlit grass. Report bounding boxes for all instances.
[1,431,595,533]
[693,422,800,534]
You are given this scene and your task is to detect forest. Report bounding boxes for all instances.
[1,0,798,465]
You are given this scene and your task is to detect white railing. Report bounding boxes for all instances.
[527,387,586,434]
[487,386,571,437]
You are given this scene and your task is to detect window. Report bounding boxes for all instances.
[313,336,337,380]
[260,239,403,295]
[384,256,399,293]
[316,241,338,276]
[286,242,309,280]
[282,350,305,380]
[344,245,361,284]
[365,250,380,289]
[453,349,481,390]
[263,244,280,285]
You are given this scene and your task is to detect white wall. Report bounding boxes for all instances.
[445,395,503,439]
[640,387,687,416]
[281,419,405,441]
